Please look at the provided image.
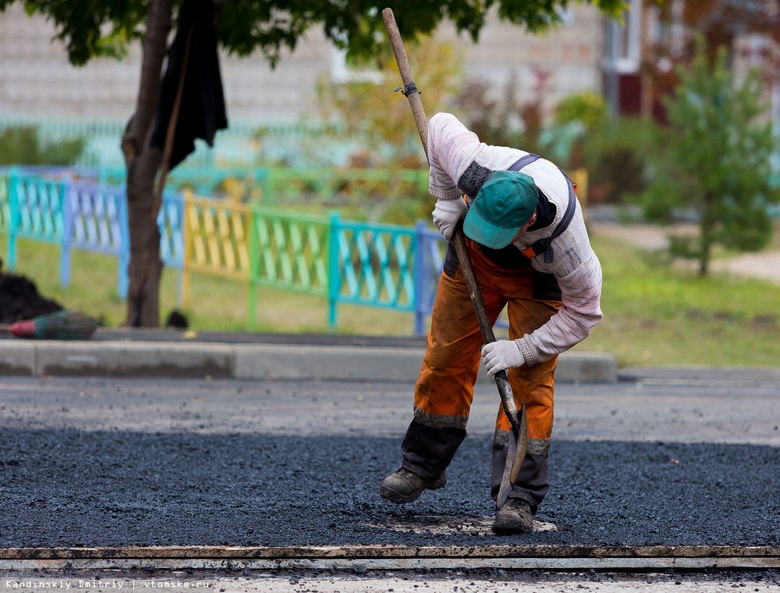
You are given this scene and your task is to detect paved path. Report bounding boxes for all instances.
[590,221,780,283]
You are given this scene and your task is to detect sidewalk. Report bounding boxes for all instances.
[0,328,618,383]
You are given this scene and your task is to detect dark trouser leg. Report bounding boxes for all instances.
[492,273,562,512]
[401,420,466,480]
[491,430,549,512]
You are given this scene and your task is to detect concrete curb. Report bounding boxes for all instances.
[0,340,618,383]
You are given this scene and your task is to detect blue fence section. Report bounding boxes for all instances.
[64,179,129,296]
[2,169,183,300]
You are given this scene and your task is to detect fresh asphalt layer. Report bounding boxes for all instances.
[0,372,777,552]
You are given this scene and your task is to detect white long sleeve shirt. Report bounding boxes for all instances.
[428,112,603,366]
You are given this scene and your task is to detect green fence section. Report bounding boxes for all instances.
[180,194,423,330]
[250,206,330,294]
[249,207,331,325]
[329,217,416,328]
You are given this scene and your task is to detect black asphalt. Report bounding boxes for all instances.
[1,427,777,548]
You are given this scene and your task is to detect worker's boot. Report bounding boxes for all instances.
[492,498,533,535]
[379,468,447,503]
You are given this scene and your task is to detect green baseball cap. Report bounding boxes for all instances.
[463,170,539,249]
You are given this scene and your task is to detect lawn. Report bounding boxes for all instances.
[2,229,779,368]
[572,232,780,367]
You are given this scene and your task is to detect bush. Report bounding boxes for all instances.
[555,91,608,131]
[0,126,85,165]
[579,117,660,205]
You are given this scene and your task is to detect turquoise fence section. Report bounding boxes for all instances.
[96,167,269,198]
[10,171,64,244]
[0,119,351,169]
[8,170,66,283]
[82,165,429,207]
[329,216,417,328]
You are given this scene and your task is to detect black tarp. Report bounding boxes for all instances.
[151,0,228,170]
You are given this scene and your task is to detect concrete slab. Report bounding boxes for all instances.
[34,341,235,378]
[553,352,617,383]
[234,344,424,381]
[2,338,618,383]
[0,341,35,375]
[232,344,616,383]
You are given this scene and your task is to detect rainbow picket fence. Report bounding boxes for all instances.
[0,166,449,335]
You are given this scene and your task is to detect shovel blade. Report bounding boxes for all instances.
[496,403,528,509]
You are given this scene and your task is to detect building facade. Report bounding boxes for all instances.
[0,4,605,125]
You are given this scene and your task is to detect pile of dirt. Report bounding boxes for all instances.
[0,260,63,324]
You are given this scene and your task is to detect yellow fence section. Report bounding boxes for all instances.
[182,190,252,306]
[569,168,588,214]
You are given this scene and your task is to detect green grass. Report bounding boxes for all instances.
[571,233,780,367]
[0,236,415,336]
[2,231,779,367]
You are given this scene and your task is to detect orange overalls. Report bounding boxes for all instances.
[400,236,563,511]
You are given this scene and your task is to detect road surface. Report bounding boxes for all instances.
[0,371,778,591]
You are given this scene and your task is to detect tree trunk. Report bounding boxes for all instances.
[126,146,163,326]
[698,202,716,277]
[698,238,710,277]
[120,0,174,327]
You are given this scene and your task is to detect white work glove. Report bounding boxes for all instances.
[481,340,525,377]
[432,197,467,240]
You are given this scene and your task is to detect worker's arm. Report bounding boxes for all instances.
[427,112,483,200]
[481,253,603,374]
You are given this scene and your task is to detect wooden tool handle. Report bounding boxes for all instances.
[382,8,429,161]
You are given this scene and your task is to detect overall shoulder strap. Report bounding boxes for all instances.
[508,153,541,171]
[506,154,576,263]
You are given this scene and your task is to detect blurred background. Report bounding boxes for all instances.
[0,0,778,368]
